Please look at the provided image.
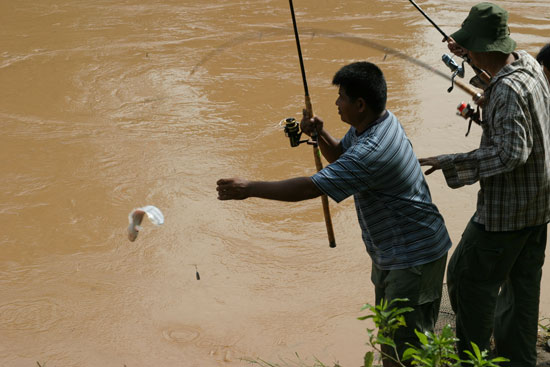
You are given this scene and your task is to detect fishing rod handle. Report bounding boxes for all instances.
[476,69,491,84]
[455,79,483,103]
[312,145,336,248]
[321,194,337,248]
[304,95,336,248]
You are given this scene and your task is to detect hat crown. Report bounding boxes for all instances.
[463,2,510,40]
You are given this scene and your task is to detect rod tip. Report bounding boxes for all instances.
[329,241,336,248]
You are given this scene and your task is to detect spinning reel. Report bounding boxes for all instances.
[280,117,313,147]
[457,101,481,136]
[442,53,465,93]
[442,54,486,136]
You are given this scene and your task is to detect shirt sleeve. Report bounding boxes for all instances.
[438,83,532,189]
[311,150,372,203]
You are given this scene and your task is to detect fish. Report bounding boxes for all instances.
[127,205,164,242]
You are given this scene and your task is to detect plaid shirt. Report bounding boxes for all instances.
[438,51,550,231]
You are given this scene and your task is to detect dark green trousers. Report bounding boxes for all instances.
[447,219,547,367]
[371,254,447,367]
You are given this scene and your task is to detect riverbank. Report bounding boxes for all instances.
[537,334,550,366]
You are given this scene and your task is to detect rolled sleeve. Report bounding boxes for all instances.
[311,153,372,203]
[438,154,462,188]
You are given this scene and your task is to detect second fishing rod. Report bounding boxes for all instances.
[407,0,488,135]
[407,0,491,92]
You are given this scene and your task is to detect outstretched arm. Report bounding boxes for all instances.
[217,177,322,202]
[420,86,533,189]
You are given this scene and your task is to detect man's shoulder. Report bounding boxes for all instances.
[495,50,543,86]
[361,110,403,138]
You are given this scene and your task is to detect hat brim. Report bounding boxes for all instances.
[451,28,516,54]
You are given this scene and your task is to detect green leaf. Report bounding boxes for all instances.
[463,350,475,360]
[363,351,374,367]
[376,334,397,348]
[440,324,454,338]
[402,347,417,361]
[414,329,428,345]
[360,303,374,311]
[490,357,510,363]
[470,342,482,360]
[388,297,410,305]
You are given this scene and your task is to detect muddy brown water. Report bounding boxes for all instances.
[1,1,549,366]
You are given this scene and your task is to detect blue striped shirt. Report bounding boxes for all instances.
[311,111,451,270]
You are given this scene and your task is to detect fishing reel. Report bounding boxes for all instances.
[457,101,481,136]
[443,53,490,92]
[442,53,465,93]
[280,117,312,147]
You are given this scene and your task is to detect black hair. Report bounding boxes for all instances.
[332,61,387,115]
[537,43,550,69]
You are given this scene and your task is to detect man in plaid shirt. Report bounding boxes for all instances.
[419,3,550,366]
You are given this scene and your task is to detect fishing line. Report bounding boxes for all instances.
[191,26,450,81]
[189,26,480,97]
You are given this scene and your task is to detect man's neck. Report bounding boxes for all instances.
[354,110,387,134]
[485,52,517,76]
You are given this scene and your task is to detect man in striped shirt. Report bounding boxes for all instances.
[419,3,550,366]
[218,61,452,365]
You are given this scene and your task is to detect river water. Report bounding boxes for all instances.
[1,1,549,366]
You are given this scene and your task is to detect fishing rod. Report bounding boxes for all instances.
[408,0,448,41]
[407,0,491,92]
[191,26,481,99]
[286,0,336,248]
[190,25,482,138]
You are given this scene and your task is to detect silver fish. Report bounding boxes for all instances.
[127,205,164,242]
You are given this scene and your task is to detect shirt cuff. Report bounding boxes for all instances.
[438,154,462,188]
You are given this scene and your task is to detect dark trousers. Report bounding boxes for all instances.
[372,255,447,367]
[447,219,547,367]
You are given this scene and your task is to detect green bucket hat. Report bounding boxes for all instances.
[451,2,516,53]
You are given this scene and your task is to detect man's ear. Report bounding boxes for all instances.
[356,97,367,112]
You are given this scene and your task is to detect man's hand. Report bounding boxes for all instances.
[217,178,251,200]
[419,157,442,175]
[300,109,324,137]
[445,36,467,58]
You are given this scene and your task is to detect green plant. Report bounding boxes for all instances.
[358,299,508,367]
[402,325,459,367]
[243,352,341,367]
[246,299,509,367]
[539,317,550,339]
[358,298,414,367]
[461,343,508,367]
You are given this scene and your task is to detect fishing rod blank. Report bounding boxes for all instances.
[288,0,336,248]
[407,0,448,40]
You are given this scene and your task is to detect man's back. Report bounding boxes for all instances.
[478,50,550,230]
[312,110,452,270]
